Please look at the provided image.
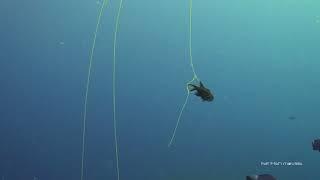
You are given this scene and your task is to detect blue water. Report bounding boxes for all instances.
[1,0,320,179]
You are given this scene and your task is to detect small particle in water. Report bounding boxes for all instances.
[59,41,65,45]
[246,174,276,180]
[288,116,296,120]
[315,16,320,23]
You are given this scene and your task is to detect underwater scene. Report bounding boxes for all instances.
[1,0,320,179]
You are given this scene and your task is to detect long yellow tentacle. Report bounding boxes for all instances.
[168,0,199,147]
[113,0,124,180]
[81,1,109,180]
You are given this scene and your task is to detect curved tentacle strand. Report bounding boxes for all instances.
[168,93,191,147]
[113,0,124,180]
[168,0,199,147]
[81,1,109,180]
[189,0,199,81]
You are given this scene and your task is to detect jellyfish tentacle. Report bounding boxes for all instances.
[81,1,109,180]
[113,0,124,180]
[168,0,199,147]
[188,0,199,82]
